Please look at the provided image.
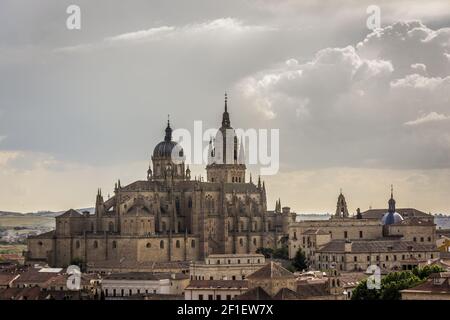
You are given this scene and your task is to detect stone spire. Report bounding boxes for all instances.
[388,184,396,214]
[221,93,231,128]
[165,115,172,142]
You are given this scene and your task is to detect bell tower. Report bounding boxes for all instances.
[206,94,246,183]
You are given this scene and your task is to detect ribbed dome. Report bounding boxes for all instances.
[382,211,404,225]
[152,118,184,160]
[153,140,183,158]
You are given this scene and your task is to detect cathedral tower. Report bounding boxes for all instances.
[206,94,246,183]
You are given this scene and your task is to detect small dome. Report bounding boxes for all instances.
[382,211,404,225]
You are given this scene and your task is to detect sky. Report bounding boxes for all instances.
[0,0,449,214]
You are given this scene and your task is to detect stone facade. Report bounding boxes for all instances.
[189,253,266,281]
[288,192,439,273]
[26,98,294,269]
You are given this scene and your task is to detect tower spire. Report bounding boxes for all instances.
[165,115,172,142]
[391,184,394,199]
[222,92,231,128]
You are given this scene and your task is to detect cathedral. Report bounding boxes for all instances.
[26,96,295,270]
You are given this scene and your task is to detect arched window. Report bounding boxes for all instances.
[93,241,98,249]
[176,240,180,248]
[191,240,195,248]
[239,238,243,246]
[146,242,151,248]
[253,238,257,246]
[112,241,117,249]
[160,240,164,249]
[75,241,80,249]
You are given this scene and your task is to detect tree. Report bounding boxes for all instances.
[256,247,274,259]
[352,265,445,300]
[273,246,289,260]
[292,248,308,271]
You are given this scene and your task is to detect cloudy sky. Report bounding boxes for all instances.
[1,0,449,214]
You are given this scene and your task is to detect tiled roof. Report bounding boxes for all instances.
[273,287,303,300]
[0,273,19,286]
[234,287,272,300]
[317,239,436,253]
[296,280,328,297]
[0,287,42,300]
[14,269,62,285]
[247,261,295,280]
[361,208,430,219]
[104,272,188,281]
[402,278,450,294]
[57,209,82,218]
[186,280,248,289]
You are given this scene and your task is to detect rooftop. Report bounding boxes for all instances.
[247,261,295,280]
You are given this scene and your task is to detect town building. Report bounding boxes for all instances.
[101,272,188,298]
[289,188,439,272]
[184,280,248,300]
[189,253,266,281]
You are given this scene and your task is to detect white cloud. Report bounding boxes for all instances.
[235,21,450,170]
[404,112,450,126]
[57,18,273,53]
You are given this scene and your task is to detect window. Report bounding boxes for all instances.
[239,238,243,246]
[75,241,80,249]
[354,256,357,262]
[344,231,348,238]
[191,240,195,248]
[109,222,114,232]
[394,255,397,261]
[413,237,417,242]
[226,295,231,300]
[420,237,424,242]
[93,241,98,249]
[216,295,221,300]
[176,240,180,248]
[428,237,431,242]
[386,255,389,261]
[359,231,363,238]
[199,295,204,300]
[160,240,164,249]
[146,242,151,248]
[367,256,370,261]
[112,241,117,249]
[208,295,213,300]
[253,238,257,246]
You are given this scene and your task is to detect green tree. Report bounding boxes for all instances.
[351,265,445,300]
[273,246,289,260]
[292,248,308,271]
[256,247,274,259]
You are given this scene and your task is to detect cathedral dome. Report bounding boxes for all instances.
[153,140,183,158]
[152,119,184,160]
[381,211,404,225]
[382,185,403,225]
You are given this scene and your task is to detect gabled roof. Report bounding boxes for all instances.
[234,286,272,300]
[247,261,295,280]
[57,209,82,218]
[273,287,303,300]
